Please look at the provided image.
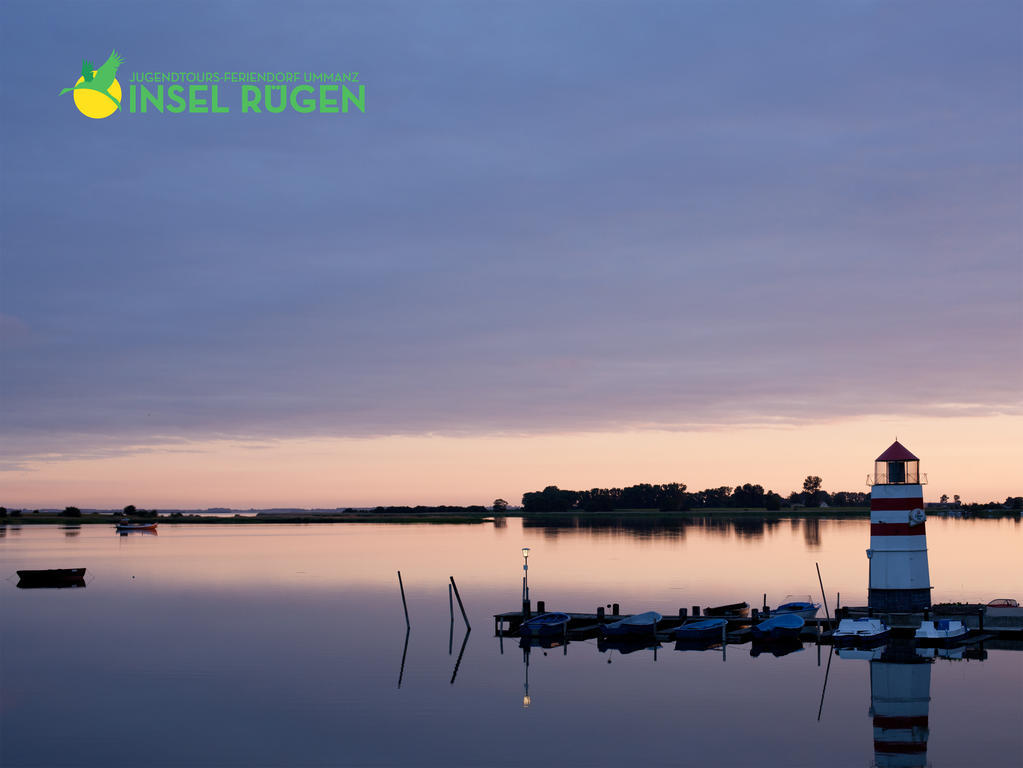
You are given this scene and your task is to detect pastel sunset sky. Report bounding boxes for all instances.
[1,2,1020,507]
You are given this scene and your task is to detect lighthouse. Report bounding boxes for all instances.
[867,440,931,613]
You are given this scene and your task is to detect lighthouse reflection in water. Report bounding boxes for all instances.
[839,640,932,768]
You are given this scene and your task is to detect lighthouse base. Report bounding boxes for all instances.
[869,588,931,613]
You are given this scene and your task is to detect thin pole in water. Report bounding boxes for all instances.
[449,583,454,655]
[450,576,470,630]
[816,562,831,627]
[397,627,410,689]
[397,571,410,630]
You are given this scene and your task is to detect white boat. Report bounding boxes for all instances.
[773,595,821,620]
[915,619,967,645]
[602,611,661,638]
[831,617,890,647]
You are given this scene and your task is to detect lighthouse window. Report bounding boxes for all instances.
[888,461,906,484]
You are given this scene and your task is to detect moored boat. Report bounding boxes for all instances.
[831,617,890,647]
[116,520,158,533]
[674,618,727,642]
[773,595,821,620]
[703,602,750,618]
[915,619,967,645]
[602,611,661,638]
[751,613,804,640]
[16,568,87,588]
[519,612,571,637]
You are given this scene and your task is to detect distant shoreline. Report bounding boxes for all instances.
[2,507,1018,525]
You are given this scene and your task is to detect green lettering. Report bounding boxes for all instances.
[265,86,287,114]
[342,85,365,113]
[188,85,208,113]
[289,84,315,113]
[241,85,262,113]
[140,85,163,113]
[167,85,186,113]
[319,84,339,113]
[211,85,229,113]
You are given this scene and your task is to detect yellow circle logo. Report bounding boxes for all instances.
[59,50,124,119]
[73,72,122,119]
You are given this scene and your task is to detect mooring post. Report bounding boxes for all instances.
[679,607,687,619]
[752,608,759,622]
[537,600,545,614]
[816,562,831,628]
[763,593,767,611]
[449,576,470,630]
[597,606,605,622]
[692,605,700,618]
[397,571,410,630]
[612,603,620,616]
[978,606,984,632]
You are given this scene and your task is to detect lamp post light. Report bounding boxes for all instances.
[521,547,531,616]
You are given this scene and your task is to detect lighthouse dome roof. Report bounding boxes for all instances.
[875,440,919,462]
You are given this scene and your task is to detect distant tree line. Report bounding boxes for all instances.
[522,477,872,513]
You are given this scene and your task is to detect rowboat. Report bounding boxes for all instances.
[602,611,661,638]
[915,619,967,645]
[703,602,750,618]
[16,568,87,589]
[751,613,804,640]
[773,595,820,620]
[519,612,571,637]
[831,617,890,647]
[674,618,727,642]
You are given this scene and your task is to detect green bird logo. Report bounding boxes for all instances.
[59,50,124,118]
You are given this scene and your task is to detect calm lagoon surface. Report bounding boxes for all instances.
[2,516,1021,768]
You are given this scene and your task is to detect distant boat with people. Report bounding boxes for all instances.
[115,519,158,533]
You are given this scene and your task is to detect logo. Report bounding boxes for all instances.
[59,50,123,119]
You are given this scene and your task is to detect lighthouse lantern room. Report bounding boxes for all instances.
[867,440,932,613]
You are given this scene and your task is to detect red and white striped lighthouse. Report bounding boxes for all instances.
[867,440,931,612]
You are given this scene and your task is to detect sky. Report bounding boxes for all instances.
[1,1,1021,507]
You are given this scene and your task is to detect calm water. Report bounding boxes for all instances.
[2,517,1021,767]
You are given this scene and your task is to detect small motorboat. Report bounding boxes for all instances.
[751,613,804,640]
[16,568,87,589]
[915,619,967,645]
[703,602,750,618]
[773,595,821,620]
[674,618,728,642]
[519,612,571,638]
[116,519,158,533]
[602,611,661,638]
[831,617,890,647]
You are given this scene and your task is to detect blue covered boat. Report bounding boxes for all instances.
[774,595,820,620]
[602,611,661,638]
[751,613,804,640]
[674,618,727,642]
[519,612,571,637]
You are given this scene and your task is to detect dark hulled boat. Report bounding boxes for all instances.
[16,568,87,589]
[703,602,750,618]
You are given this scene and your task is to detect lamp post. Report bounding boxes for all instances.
[521,547,531,617]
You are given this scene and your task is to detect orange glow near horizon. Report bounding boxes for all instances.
[3,413,1021,509]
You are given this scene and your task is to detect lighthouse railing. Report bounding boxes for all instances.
[867,471,928,486]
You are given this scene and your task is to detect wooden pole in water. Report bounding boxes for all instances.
[450,576,470,630]
[816,562,831,627]
[398,571,410,630]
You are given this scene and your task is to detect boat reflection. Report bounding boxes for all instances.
[749,637,804,658]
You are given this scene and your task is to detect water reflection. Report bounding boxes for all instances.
[522,513,827,542]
